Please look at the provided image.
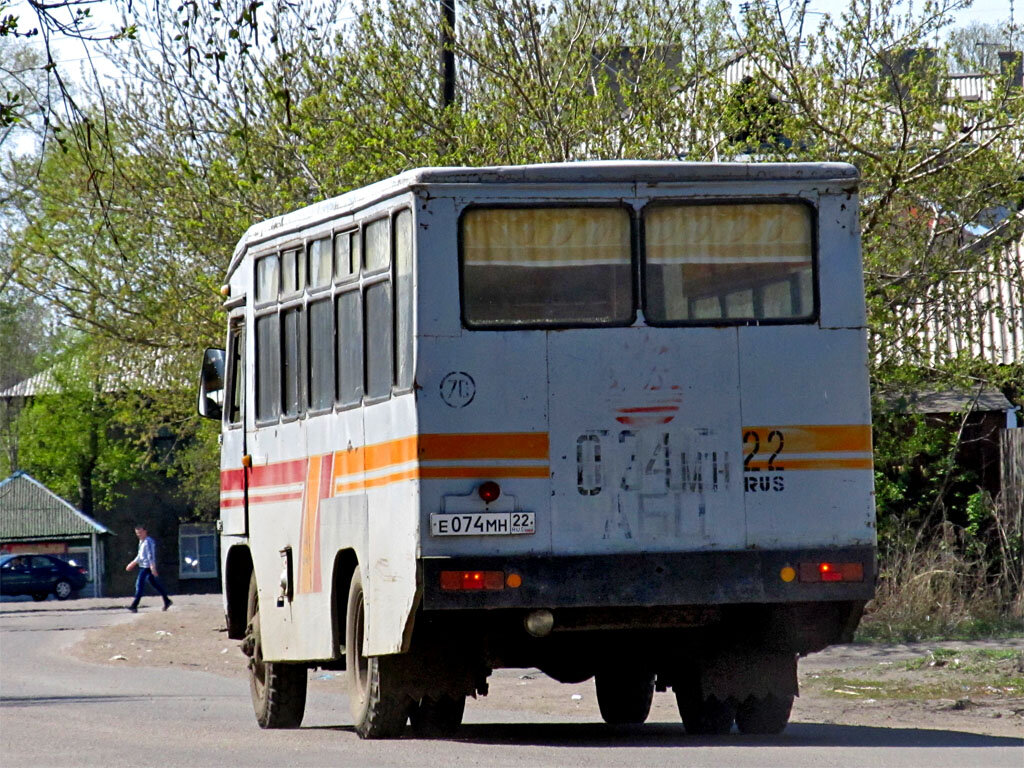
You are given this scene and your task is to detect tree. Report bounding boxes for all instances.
[732,0,1024,381]
[947,19,1021,72]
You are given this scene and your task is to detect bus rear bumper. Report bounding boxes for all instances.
[420,545,875,611]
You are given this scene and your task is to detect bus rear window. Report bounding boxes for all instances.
[461,207,633,327]
[644,203,814,323]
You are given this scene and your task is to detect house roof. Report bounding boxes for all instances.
[0,349,183,398]
[0,472,112,541]
[881,388,1016,415]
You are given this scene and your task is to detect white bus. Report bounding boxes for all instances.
[199,161,875,738]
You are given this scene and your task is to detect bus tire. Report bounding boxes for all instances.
[346,568,410,739]
[735,693,793,735]
[409,695,466,737]
[676,690,736,735]
[595,669,655,724]
[247,573,307,729]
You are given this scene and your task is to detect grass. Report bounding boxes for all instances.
[902,647,1021,672]
[854,518,1024,644]
[857,615,1024,643]
[805,648,1024,702]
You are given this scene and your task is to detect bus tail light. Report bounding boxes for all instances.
[798,562,864,583]
[478,481,501,503]
[440,570,505,591]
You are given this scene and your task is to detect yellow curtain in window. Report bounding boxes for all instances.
[463,208,631,267]
[646,204,812,265]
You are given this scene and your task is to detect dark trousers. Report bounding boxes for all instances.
[131,567,171,607]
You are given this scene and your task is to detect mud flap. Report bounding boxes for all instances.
[697,650,798,701]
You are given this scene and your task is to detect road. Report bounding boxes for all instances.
[1,597,1021,767]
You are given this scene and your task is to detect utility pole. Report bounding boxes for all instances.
[440,0,456,111]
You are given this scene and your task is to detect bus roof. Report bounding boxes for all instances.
[227,161,858,278]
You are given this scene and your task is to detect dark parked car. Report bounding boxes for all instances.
[0,554,88,601]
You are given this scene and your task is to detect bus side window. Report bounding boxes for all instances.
[309,299,334,412]
[226,326,243,426]
[364,217,393,400]
[336,289,364,406]
[282,306,306,418]
[394,209,413,390]
[255,312,281,422]
[365,281,393,400]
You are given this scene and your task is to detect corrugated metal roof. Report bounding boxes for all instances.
[0,349,186,398]
[880,388,1015,414]
[0,472,112,541]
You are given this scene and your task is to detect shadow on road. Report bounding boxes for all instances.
[0,604,141,616]
[304,721,1023,749]
[1,693,238,707]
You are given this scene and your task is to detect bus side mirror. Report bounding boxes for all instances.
[198,348,226,420]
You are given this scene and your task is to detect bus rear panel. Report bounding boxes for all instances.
[205,162,874,737]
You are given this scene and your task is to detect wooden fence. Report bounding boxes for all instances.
[999,428,1023,598]
[1001,427,1024,524]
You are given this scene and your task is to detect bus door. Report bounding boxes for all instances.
[548,327,745,555]
[221,318,248,536]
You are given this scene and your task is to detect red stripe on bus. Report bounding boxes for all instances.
[220,468,245,492]
[247,490,304,505]
[250,458,308,487]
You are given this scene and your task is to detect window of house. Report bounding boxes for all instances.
[179,524,218,579]
[460,206,634,327]
[643,202,815,324]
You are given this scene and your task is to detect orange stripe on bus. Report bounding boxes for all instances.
[419,433,549,461]
[333,465,550,495]
[746,458,873,471]
[741,425,871,454]
[418,465,550,479]
[334,469,420,495]
[331,433,549,487]
[298,457,321,594]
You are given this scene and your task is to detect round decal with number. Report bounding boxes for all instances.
[440,372,476,408]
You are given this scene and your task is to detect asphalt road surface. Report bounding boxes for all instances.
[1,598,1021,768]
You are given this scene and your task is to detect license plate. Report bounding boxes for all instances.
[430,512,535,536]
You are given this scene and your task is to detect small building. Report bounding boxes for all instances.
[0,471,112,597]
[882,388,1020,500]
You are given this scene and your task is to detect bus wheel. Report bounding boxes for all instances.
[595,669,655,724]
[346,568,410,738]
[675,689,736,735]
[246,573,307,728]
[409,695,466,737]
[735,693,793,734]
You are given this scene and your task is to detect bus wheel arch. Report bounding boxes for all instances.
[345,566,411,738]
[331,549,358,661]
[246,571,307,728]
[225,544,253,640]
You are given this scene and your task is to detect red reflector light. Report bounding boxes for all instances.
[478,481,501,504]
[798,562,865,583]
[440,570,505,591]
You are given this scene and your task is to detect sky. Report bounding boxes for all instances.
[732,0,1017,26]
[20,0,1022,72]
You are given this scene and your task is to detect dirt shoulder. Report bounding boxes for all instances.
[65,594,1024,738]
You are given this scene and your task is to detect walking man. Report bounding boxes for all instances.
[126,525,173,612]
